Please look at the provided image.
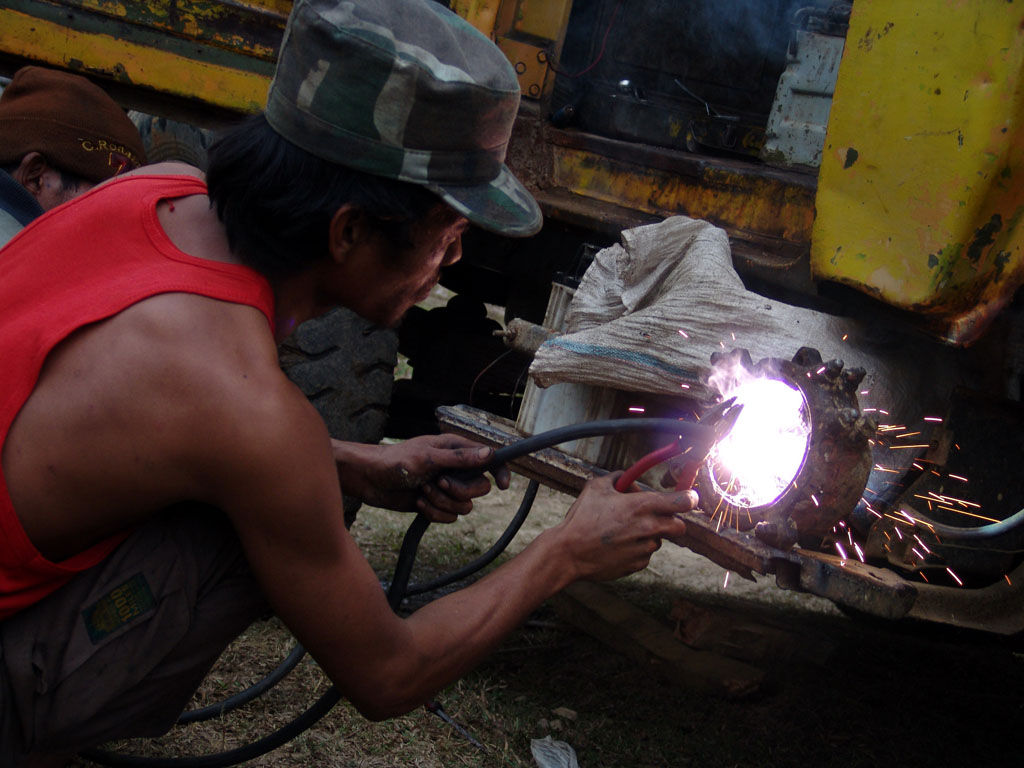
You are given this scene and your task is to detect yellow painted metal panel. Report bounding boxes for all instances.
[552,146,815,245]
[0,9,271,113]
[512,0,570,40]
[453,0,500,38]
[496,36,548,99]
[811,0,1024,345]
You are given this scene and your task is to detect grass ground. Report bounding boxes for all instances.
[75,476,1024,767]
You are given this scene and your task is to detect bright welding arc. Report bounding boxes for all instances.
[708,377,810,509]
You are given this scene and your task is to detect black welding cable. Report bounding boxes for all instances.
[83,416,711,768]
[403,479,540,598]
[175,642,307,725]
[80,687,343,768]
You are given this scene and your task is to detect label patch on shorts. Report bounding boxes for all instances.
[82,573,156,645]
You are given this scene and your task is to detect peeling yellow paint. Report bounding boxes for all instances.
[0,9,270,113]
[552,147,814,244]
[812,0,1024,344]
[453,0,500,38]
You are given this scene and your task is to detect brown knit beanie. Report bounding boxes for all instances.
[0,66,147,182]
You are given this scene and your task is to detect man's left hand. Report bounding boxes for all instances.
[332,435,511,522]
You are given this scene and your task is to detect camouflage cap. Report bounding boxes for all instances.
[266,0,542,237]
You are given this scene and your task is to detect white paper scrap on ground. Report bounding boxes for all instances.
[531,735,580,768]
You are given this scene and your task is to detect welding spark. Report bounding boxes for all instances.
[935,507,1000,524]
[628,406,645,413]
[888,444,930,450]
[853,542,865,562]
[680,383,691,389]
[946,567,964,586]
[678,329,689,338]
[924,416,943,423]
[842,334,849,341]
[707,376,810,509]
[835,542,848,560]
[723,572,730,588]
[948,474,968,482]
[811,494,819,507]
[1006,574,1013,586]
[925,492,980,509]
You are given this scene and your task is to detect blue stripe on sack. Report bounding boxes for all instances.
[544,338,702,381]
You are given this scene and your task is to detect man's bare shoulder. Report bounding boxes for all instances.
[123,161,204,180]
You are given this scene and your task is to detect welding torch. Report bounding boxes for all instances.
[388,403,743,608]
[613,397,743,493]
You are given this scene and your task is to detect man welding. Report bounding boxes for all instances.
[0,0,697,763]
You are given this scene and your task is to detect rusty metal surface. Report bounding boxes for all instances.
[438,403,1024,635]
[543,125,817,245]
[696,348,875,543]
[504,115,819,295]
[437,404,596,497]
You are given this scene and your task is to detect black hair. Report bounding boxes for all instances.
[57,167,88,194]
[205,113,439,281]
[2,161,88,194]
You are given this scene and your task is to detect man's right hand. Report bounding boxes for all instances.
[550,473,698,583]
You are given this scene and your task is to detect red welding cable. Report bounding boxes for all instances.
[614,439,687,492]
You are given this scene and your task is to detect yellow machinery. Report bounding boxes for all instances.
[4,1,1019,347]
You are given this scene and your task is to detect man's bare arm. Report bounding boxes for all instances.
[204,376,695,720]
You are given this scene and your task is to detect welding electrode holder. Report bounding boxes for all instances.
[611,397,743,494]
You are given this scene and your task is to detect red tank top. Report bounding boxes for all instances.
[0,173,275,620]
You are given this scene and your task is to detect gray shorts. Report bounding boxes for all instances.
[0,504,269,765]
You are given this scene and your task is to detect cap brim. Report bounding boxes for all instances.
[428,164,542,238]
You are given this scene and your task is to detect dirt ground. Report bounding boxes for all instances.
[76,473,1024,768]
